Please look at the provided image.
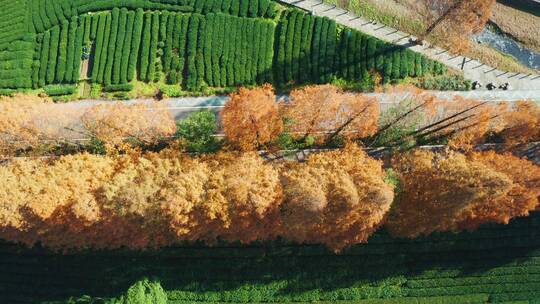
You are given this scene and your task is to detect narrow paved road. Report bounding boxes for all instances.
[68,90,540,120]
[278,0,540,90]
[39,91,540,143]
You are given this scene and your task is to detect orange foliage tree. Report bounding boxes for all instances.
[0,147,394,252]
[386,149,540,238]
[285,85,379,144]
[0,95,176,157]
[0,94,83,157]
[0,151,282,250]
[81,101,176,153]
[279,144,394,252]
[427,97,505,149]
[222,85,283,151]
[420,0,496,53]
[497,101,540,146]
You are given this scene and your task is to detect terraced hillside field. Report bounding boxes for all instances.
[0,0,448,92]
[2,212,540,303]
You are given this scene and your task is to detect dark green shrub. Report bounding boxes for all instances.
[383,47,393,83]
[46,25,60,84]
[44,84,76,96]
[91,14,106,81]
[275,10,289,85]
[90,13,99,40]
[284,10,298,83]
[38,31,51,87]
[230,0,240,16]
[32,36,42,88]
[407,49,415,77]
[104,8,120,86]
[391,48,401,80]
[186,15,200,90]
[64,18,77,83]
[291,13,304,82]
[367,37,376,72]
[112,8,128,84]
[318,18,329,82]
[176,110,221,153]
[413,74,472,91]
[128,8,144,82]
[221,0,233,14]
[120,11,135,84]
[347,31,357,79]
[139,12,152,81]
[84,15,92,42]
[163,12,175,74]
[400,48,409,78]
[259,0,270,17]
[72,17,85,82]
[211,14,224,86]
[195,17,206,87]
[113,91,130,100]
[415,53,424,77]
[239,0,249,17]
[103,83,133,92]
[147,13,160,82]
[55,20,69,83]
[97,14,112,83]
[249,0,259,17]
[375,40,384,71]
[298,15,313,84]
[310,16,321,83]
[117,279,167,304]
[203,14,214,86]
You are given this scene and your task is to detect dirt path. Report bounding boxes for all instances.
[80,59,90,80]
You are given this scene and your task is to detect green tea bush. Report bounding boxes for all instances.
[55,20,69,83]
[103,83,134,92]
[104,8,120,86]
[44,84,76,96]
[46,26,60,84]
[413,74,472,91]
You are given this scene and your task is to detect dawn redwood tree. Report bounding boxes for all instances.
[386,150,539,238]
[279,144,394,252]
[81,102,176,153]
[222,84,283,151]
[417,0,496,52]
[467,151,540,229]
[196,152,283,243]
[285,84,379,144]
[0,94,83,157]
[498,101,540,146]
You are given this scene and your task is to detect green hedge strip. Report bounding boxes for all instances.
[38,31,50,87]
[120,11,136,84]
[65,17,77,83]
[46,25,60,84]
[72,16,85,82]
[112,8,128,84]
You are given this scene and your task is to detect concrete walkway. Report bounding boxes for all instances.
[279,0,540,91]
[59,90,540,122]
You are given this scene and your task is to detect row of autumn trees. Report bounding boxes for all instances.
[0,144,538,252]
[1,84,539,157]
[0,85,539,252]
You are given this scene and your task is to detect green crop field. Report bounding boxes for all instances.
[0,0,448,93]
[2,212,540,303]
